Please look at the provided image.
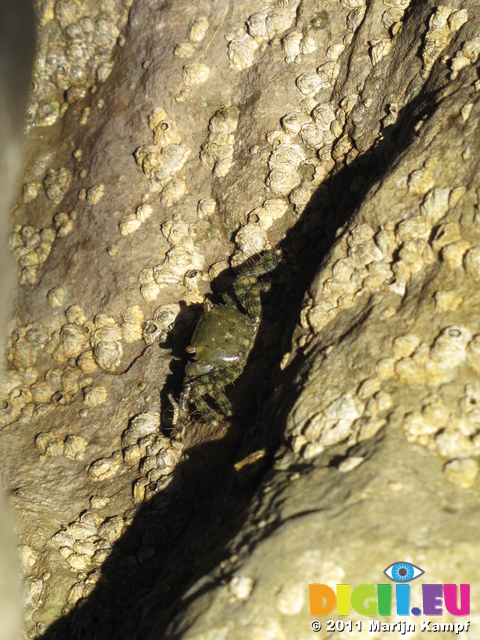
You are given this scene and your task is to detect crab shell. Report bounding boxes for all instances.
[185,302,256,379]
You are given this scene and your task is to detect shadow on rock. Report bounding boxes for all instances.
[39,68,443,640]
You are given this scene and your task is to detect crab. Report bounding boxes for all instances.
[172,249,282,432]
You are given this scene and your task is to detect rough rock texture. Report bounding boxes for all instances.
[2,0,480,638]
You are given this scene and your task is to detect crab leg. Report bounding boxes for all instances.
[180,362,245,426]
[233,250,281,320]
[212,385,233,417]
[190,388,218,422]
[234,281,270,323]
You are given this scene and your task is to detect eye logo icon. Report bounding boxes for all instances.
[384,561,425,583]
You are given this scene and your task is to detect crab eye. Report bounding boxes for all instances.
[384,562,424,582]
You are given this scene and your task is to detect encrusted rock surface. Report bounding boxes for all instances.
[2,0,480,638]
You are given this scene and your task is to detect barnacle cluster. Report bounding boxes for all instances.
[170,15,212,102]
[134,108,191,198]
[43,167,73,203]
[263,122,333,215]
[295,60,340,97]
[52,509,125,580]
[134,143,190,194]
[294,211,480,481]
[35,431,86,461]
[231,200,288,266]
[173,16,209,59]
[290,385,388,462]
[289,319,480,472]
[23,572,51,621]
[89,313,123,372]
[281,28,316,64]
[266,131,307,196]
[200,105,241,178]
[85,183,105,204]
[421,6,468,79]
[121,412,182,502]
[30,0,131,127]
[450,36,480,80]
[24,496,132,617]
[10,162,84,285]
[138,215,205,302]
[401,378,480,489]
[304,184,467,335]
[227,2,301,71]
[0,301,146,429]
[88,451,123,480]
[286,91,480,489]
[219,3,358,271]
[9,225,56,286]
[53,210,76,237]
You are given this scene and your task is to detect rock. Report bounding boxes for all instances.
[1,0,480,638]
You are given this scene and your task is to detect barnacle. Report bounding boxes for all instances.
[266,170,302,196]
[135,144,191,187]
[64,435,87,460]
[370,39,392,65]
[182,63,210,86]
[282,30,303,62]
[246,10,269,40]
[83,384,107,408]
[200,105,240,177]
[93,340,123,372]
[197,198,216,219]
[161,177,186,206]
[227,33,260,70]
[188,17,209,42]
[120,306,144,343]
[119,214,141,235]
[58,323,89,358]
[421,6,466,78]
[234,223,269,256]
[77,349,97,373]
[173,42,196,58]
[135,204,153,223]
[420,188,451,223]
[281,111,312,136]
[248,199,289,230]
[140,282,161,301]
[43,168,73,203]
[296,71,323,96]
[88,452,122,480]
[86,184,104,203]
[148,108,182,146]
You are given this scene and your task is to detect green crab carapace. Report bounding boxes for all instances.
[174,249,282,431]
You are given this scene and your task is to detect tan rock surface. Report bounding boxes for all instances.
[1,0,480,638]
